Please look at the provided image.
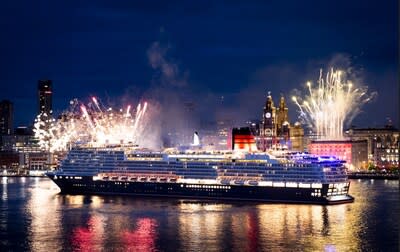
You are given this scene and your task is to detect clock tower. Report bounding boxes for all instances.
[261,92,276,149]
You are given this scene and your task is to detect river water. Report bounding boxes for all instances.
[0,177,398,251]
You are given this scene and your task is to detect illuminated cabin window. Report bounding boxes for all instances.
[299,183,311,188]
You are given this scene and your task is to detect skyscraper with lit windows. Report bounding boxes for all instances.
[38,79,52,116]
[0,100,13,135]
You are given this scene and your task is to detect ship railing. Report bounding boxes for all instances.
[95,172,179,183]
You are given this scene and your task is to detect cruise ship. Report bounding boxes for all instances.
[46,145,354,204]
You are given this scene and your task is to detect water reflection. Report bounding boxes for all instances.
[26,177,62,251]
[1,177,7,201]
[178,202,225,251]
[175,199,361,251]
[71,215,105,251]
[121,218,157,252]
[245,210,259,252]
[0,178,398,251]
[69,208,158,251]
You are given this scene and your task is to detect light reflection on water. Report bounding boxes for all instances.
[0,178,398,251]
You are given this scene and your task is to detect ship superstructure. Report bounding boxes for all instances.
[47,145,354,204]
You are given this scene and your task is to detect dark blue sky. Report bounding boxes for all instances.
[0,0,398,129]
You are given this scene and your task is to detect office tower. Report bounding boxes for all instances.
[38,79,52,116]
[0,100,13,135]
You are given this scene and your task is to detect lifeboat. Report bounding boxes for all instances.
[220,179,230,185]
[248,180,258,186]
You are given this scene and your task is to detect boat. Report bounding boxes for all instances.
[46,146,354,204]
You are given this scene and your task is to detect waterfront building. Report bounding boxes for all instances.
[259,92,304,151]
[345,125,399,169]
[308,140,368,170]
[27,152,48,170]
[0,100,13,135]
[275,95,289,140]
[1,126,36,152]
[260,92,276,150]
[0,126,54,174]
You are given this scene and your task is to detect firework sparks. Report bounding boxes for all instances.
[34,97,156,152]
[292,68,376,140]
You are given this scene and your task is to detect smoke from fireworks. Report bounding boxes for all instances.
[34,97,160,152]
[292,68,377,140]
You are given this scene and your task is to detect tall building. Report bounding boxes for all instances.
[260,92,276,150]
[0,100,13,135]
[258,92,304,151]
[261,92,276,137]
[38,80,52,116]
[275,95,289,140]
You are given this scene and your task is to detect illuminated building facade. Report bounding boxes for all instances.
[259,92,304,151]
[308,140,368,170]
[289,122,304,152]
[38,79,52,116]
[0,126,49,174]
[275,96,289,140]
[345,126,399,169]
[0,100,13,135]
[1,126,35,151]
[259,92,275,150]
[261,92,276,140]
[27,152,48,170]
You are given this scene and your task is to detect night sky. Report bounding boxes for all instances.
[0,0,398,130]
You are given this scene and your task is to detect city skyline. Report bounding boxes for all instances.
[0,0,398,128]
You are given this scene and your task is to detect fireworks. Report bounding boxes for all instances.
[34,97,156,152]
[292,68,376,140]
